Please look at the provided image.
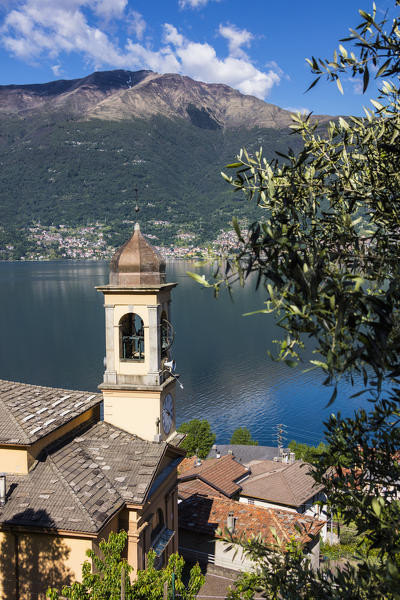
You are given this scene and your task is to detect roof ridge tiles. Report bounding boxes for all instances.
[46,453,98,530]
[0,397,29,443]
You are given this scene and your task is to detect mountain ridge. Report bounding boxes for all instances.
[0,69,330,129]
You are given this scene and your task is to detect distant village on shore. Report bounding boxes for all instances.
[0,222,242,261]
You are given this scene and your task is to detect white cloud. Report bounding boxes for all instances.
[51,63,62,76]
[127,10,146,41]
[347,77,363,95]
[284,106,310,114]
[218,23,253,59]
[94,0,127,20]
[163,23,184,48]
[125,39,181,73]
[161,23,280,99]
[179,0,217,8]
[0,2,282,99]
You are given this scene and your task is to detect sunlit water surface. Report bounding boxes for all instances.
[0,260,370,446]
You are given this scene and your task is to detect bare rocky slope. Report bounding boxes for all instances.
[0,69,328,128]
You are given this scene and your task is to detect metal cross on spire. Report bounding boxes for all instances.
[134,187,140,214]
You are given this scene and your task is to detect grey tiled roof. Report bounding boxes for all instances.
[240,460,324,506]
[0,420,171,533]
[168,432,186,447]
[207,445,289,465]
[0,379,102,445]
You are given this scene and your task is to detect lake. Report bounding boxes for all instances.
[0,260,368,446]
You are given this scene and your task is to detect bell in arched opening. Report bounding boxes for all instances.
[119,313,145,362]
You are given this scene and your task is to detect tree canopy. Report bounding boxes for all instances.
[287,440,326,464]
[177,419,216,459]
[47,530,204,600]
[195,2,400,597]
[230,427,258,445]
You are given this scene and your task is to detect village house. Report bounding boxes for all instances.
[207,444,328,540]
[238,459,328,539]
[178,454,249,500]
[0,223,185,599]
[178,494,324,571]
[177,453,326,569]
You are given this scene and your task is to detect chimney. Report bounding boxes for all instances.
[227,511,236,533]
[289,452,296,463]
[216,448,221,459]
[0,473,6,506]
[195,458,202,467]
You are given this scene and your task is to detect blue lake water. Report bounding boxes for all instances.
[0,260,369,446]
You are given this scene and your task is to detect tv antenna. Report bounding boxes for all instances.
[275,423,288,449]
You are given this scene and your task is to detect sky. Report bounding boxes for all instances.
[0,0,394,116]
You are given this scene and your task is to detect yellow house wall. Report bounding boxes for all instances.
[0,455,180,595]
[136,460,179,567]
[0,447,30,475]
[0,530,92,600]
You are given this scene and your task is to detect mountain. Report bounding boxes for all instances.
[0,70,331,258]
[0,69,324,128]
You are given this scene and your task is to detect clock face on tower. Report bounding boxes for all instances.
[162,393,174,435]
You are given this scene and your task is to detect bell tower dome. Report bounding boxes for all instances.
[109,222,166,287]
[97,223,177,442]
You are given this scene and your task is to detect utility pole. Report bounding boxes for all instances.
[121,565,125,600]
[276,423,288,450]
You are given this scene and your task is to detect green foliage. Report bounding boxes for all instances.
[230,427,258,445]
[199,2,400,597]
[288,440,326,464]
[177,419,216,459]
[0,111,301,258]
[47,531,204,600]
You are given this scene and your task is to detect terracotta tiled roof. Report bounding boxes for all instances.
[178,456,198,474]
[178,455,248,498]
[240,460,324,506]
[0,379,102,445]
[179,496,324,545]
[0,420,180,534]
[178,479,227,500]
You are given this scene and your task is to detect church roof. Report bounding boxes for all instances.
[109,223,166,286]
[0,419,181,534]
[0,379,102,445]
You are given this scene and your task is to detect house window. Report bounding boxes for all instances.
[119,313,144,362]
[247,498,255,505]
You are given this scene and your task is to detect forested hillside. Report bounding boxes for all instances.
[0,70,318,258]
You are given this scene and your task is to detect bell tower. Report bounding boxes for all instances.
[97,223,177,442]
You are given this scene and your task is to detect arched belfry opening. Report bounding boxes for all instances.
[119,313,144,362]
[160,311,174,361]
